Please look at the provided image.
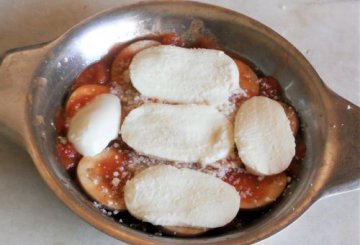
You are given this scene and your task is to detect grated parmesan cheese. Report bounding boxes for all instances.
[112,177,120,187]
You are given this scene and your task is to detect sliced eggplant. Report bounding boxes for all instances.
[111,40,161,84]
[223,169,288,209]
[77,148,132,210]
[234,59,259,97]
[65,84,110,118]
[161,226,208,237]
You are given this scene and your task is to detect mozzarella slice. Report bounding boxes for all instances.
[129,45,241,105]
[121,103,233,165]
[124,165,240,228]
[68,94,121,156]
[234,96,295,175]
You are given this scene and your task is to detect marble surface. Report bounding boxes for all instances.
[0,0,359,244]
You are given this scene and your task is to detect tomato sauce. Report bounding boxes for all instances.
[56,140,81,171]
[94,150,132,198]
[161,33,186,47]
[73,62,109,89]
[223,169,287,209]
[259,76,283,100]
[54,109,66,135]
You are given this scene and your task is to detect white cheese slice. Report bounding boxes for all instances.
[121,103,233,166]
[68,94,121,156]
[129,45,242,105]
[234,96,295,175]
[124,165,240,228]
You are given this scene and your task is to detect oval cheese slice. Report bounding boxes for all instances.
[129,45,242,105]
[234,96,295,175]
[68,94,121,156]
[124,165,240,228]
[121,103,233,165]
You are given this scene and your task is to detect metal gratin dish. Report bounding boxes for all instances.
[0,1,358,244]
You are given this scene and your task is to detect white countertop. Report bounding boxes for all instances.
[0,0,359,244]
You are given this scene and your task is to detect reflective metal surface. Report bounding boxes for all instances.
[0,1,359,244]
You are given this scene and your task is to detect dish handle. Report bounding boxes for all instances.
[320,89,360,198]
[0,44,48,147]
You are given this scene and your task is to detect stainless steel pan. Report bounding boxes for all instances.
[0,1,359,244]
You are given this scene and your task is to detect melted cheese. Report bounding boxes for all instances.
[68,94,121,156]
[121,103,233,166]
[129,45,242,105]
[124,165,240,228]
[234,96,295,175]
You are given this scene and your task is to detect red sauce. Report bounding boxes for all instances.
[56,140,81,170]
[73,62,109,89]
[98,154,121,188]
[54,109,66,135]
[223,169,287,209]
[295,137,306,160]
[189,36,220,49]
[161,33,186,47]
[111,47,137,85]
[259,76,282,100]
[95,151,132,195]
